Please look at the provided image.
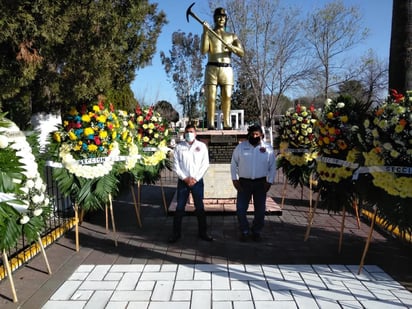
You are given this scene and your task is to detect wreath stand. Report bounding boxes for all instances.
[280,177,307,209]
[129,177,169,228]
[104,194,118,247]
[304,191,361,254]
[72,173,169,248]
[74,202,80,252]
[280,174,287,209]
[1,234,52,303]
[130,182,142,228]
[74,194,119,251]
[358,206,378,274]
[303,174,320,241]
[280,171,317,210]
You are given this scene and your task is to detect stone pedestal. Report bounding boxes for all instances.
[197,129,247,199]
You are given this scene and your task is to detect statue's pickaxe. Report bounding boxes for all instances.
[186,2,232,50]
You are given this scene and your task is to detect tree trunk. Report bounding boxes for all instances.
[389,0,412,93]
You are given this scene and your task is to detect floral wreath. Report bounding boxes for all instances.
[49,100,124,211]
[353,89,412,235]
[315,97,365,182]
[134,106,170,157]
[0,116,51,250]
[314,96,369,212]
[112,109,141,172]
[276,103,318,188]
[128,105,172,184]
[51,100,121,178]
[357,89,412,199]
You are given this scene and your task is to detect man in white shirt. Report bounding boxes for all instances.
[230,124,276,241]
[168,124,213,243]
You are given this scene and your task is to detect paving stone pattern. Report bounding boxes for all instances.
[43,263,412,309]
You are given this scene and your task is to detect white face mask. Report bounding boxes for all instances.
[184,132,196,143]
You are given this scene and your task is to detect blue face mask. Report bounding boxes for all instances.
[184,132,195,143]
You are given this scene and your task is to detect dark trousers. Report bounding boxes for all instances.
[173,178,208,236]
[236,178,267,234]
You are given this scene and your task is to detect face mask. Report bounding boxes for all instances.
[184,132,196,143]
[248,136,260,145]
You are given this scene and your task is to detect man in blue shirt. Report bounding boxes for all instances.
[168,124,213,243]
[230,124,276,241]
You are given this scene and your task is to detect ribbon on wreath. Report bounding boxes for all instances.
[316,156,359,169]
[353,165,412,180]
[45,155,142,168]
[281,148,310,154]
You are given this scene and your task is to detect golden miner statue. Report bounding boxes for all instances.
[187,3,244,130]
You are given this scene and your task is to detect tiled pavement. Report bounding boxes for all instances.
[1,178,412,308]
[43,263,412,309]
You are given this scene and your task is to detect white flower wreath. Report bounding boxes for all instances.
[59,141,121,179]
[0,120,51,224]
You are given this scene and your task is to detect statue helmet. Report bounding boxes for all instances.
[213,7,228,26]
[214,7,227,17]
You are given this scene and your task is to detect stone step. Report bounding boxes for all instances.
[168,192,282,216]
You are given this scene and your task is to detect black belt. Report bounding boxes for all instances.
[207,62,231,67]
[239,177,266,182]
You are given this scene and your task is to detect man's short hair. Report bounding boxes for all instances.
[247,124,263,135]
[185,124,196,131]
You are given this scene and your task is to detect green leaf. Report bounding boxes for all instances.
[22,216,45,243]
[0,203,21,251]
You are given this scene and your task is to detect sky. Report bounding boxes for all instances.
[131,0,393,111]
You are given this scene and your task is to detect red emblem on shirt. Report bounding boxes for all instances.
[260,147,266,153]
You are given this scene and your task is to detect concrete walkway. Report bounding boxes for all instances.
[1,179,412,308]
[42,263,411,308]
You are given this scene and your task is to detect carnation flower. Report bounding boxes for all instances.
[0,135,8,148]
[32,194,44,204]
[20,215,30,224]
[33,208,43,216]
[26,179,35,189]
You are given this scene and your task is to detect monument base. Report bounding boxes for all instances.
[196,129,247,199]
[203,163,236,198]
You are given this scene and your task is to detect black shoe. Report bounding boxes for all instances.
[207,126,215,130]
[239,232,249,242]
[168,233,181,243]
[252,233,262,242]
[223,126,232,130]
[199,234,214,241]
